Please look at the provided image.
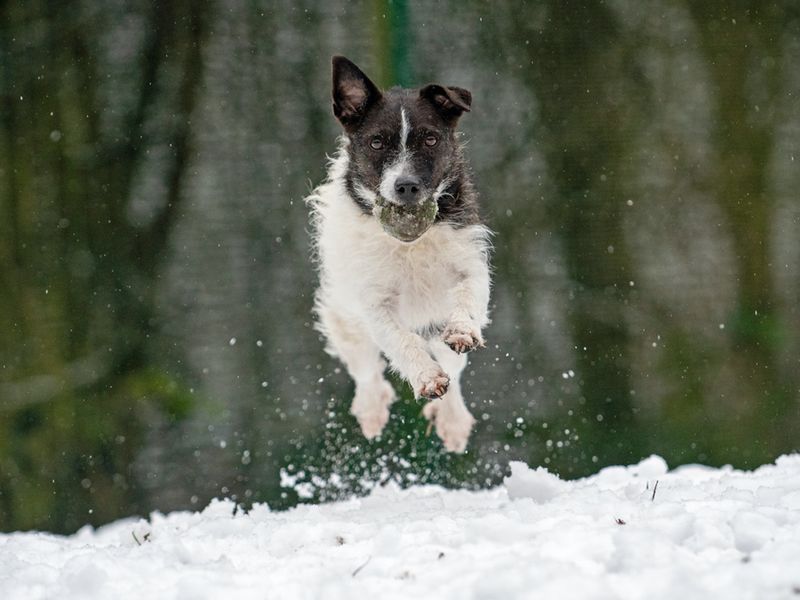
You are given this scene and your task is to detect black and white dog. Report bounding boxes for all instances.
[308,56,491,452]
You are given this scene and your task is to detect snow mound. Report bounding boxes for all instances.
[504,461,568,502]
[2,455,800,600]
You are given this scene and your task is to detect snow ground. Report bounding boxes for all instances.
[2,456,800,600]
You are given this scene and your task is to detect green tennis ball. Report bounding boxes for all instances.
[374,196,438,242]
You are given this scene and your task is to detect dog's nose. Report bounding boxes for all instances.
[394,176,422,203]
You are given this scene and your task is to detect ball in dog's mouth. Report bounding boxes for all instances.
[373,196,438,242]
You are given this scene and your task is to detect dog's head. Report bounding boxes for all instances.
[331,56,471,215]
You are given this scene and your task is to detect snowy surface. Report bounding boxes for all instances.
[2,455,800,600]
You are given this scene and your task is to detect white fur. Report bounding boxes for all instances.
[353,181,378,207]
[307,141,491,452]
[400,107,411,151]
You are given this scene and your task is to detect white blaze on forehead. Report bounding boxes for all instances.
[379,106,414,203]
[400,107,411,152]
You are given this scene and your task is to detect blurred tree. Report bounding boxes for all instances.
[687,0,798,458]
[0,0,206,531]
[372,0,413,87]
[511,1,649,468]
[477,0,800,472]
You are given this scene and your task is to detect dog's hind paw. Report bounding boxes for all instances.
[351,378,395,440]
[356,409,390,439]
[422,399,476,453]
[416,369,450,399]
[442,321,484,354]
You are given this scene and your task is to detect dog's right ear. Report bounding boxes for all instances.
[332,56,381,129]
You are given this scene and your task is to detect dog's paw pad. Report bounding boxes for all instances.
[443,322,484,354]
[417,371,450,399]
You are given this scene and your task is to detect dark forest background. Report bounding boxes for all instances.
[2,0,799,533]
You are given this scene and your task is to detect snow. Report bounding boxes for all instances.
[3,455,800,600]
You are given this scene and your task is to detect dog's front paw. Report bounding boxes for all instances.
[442,321,484,354]
[416,368,450,399]
[422,399,476,453]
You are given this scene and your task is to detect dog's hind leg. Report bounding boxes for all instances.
[422,339,476,453]
[317,305,395,439]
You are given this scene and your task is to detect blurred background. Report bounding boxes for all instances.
[2,0,799,533]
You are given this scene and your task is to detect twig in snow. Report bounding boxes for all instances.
[651,480,659,502]
[132,531,151,546]
[352,556,372,577]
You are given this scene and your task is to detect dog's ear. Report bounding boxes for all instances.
[419,84,472,122]
[332,56,381,129]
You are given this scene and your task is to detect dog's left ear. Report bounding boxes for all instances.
[419,84,472,122]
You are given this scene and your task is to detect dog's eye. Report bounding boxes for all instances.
[424,134,438,147]
[370,137,383,150]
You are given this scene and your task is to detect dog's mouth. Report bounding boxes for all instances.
[373,196,438,242]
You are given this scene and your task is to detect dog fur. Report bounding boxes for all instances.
[307,57,491,452]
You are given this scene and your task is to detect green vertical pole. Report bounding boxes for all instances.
[372,0,413,88]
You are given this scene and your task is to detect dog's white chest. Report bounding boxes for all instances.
[320,208,464,327]
[386,234,463,326]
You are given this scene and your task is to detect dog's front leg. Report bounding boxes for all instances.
[442,262,490,354]
[368,298,449,399]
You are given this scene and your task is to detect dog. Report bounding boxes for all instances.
[307,56,491,453]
